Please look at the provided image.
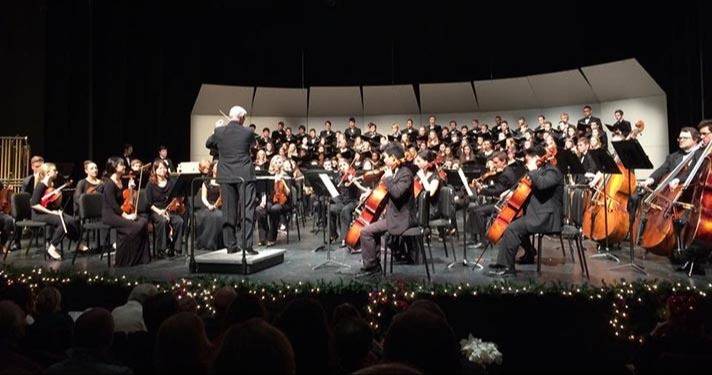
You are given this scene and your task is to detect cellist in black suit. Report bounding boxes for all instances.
[205,106,258,255]
[489,146,564,276]
[358,143,417,276]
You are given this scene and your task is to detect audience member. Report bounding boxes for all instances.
[213,318,295,375]
[155,312,212,375]
[112,283,158,333]
[45,308,132,375]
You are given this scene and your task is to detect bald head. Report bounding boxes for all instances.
[229,106,247,124]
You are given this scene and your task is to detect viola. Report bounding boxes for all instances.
[121,185,137,214]
[40,180,73,208]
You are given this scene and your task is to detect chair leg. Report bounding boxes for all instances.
[73,227,85,265]
[383,235,389,277]
[559,234,567,260]
[578,236,590,279]
[426,236,435,273]
[537,234,543,273]
[296,213,301,241]
[420,236,431,282]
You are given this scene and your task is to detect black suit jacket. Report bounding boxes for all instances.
[649,149,691,186]
[205,121,256,183]
[481,165,519,197]
[21,174,36,194]
[575,153,598,183]
[344,127,361,140]
[523,164,564,233]
[613,120,632,136]
[383,167,416,235]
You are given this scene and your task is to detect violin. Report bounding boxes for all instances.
[166,197,186,215]
[41,180,73,209]
[121,184,137,214]
[0,185,13,215]
[272,174,288,206]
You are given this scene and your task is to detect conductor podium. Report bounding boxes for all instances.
[193,247,285,274]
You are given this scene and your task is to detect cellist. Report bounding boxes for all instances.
[357,143,417,277]
[673,120,712,275]
[641,127,700,190]
[488,146,564,277]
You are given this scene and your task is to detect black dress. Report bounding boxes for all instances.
[101,179,150,267]
[145,179,185,253]
[195,182,225,250]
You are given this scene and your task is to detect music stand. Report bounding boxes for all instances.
[446,168,480,267]
[610,140,653,275]
[556,149,587,225]
[303,170,350,271]
[587,149,623,263]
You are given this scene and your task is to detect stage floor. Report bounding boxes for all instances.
[3,224,710,287]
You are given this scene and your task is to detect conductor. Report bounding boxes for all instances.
[205,106,258,255]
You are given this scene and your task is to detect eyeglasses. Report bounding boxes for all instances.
[678,136,692,140]
[700,132,711,136]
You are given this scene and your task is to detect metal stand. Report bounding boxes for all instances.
[312,194,328,252]
[609,168,646,274]
[312,196,350,271]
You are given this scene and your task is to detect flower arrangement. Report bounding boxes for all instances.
[460,334,503,367]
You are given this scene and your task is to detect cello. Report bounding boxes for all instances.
[682,146,712,250]
[581,160,636,243]
[632,144,703,256]
[486,146,557,244]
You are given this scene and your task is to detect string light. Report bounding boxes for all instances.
[1,267,710,343]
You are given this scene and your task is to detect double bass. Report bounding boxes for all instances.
[485,146,557,244]
[581,160,636,243]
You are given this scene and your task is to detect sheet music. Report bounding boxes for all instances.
[458,168,474,197]
[319,173,340,199]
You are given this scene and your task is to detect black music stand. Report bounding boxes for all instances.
[587,149,623,263]
[556,149,587,225]
[446,168,480,267]
[303,170,350,271]
[610,140,653,275]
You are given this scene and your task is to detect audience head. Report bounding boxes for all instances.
[354,363,423,375]
[276,298,332,374]
[383,309,459,374]
[1,283,34,316]
[332,303,361,324]
[224,293,266,330]
[333,317,374,373]
[142,292,179,334]
[0,300,26,342]
[155,312,211,375]
[35,286,62,315]
[212,286,237,318]
[214,318,296,375]
[128,283,159,305]
[74,308,114,352]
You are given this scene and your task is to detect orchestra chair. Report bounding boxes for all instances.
[535,224,590,279]
[137,191,158,259]
[383,193,433,281]
[75,193,115,267]
[426,186,458,265]
[9,192,50,261]
[283,187,301,243]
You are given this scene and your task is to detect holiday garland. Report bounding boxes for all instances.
[1,266,709,345]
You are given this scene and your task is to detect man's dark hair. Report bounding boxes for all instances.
[583,105,592,110]
[348,117,356,123]
[615,109,624,116]
[697,119,712,132]
[383,142,405,160]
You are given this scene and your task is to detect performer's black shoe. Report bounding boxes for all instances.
[357,263,382,277]
[246,248,259,256]
[472,242,486,249]
[516,253,536,265]
[488,268,516,277]
[166,249,175,258]
[488,263,506,270]
[226,247,239,254]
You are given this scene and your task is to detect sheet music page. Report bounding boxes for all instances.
[319,173,340,198]
[458,168,474,197]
